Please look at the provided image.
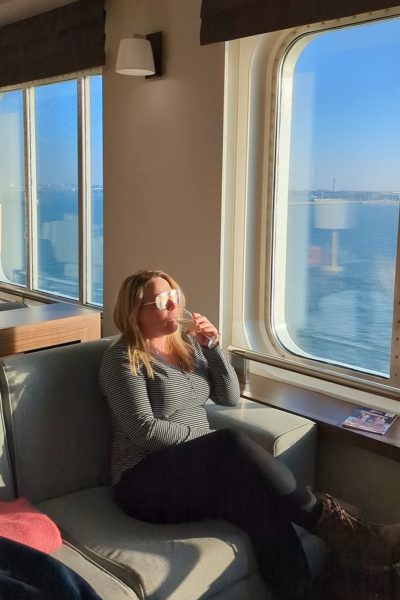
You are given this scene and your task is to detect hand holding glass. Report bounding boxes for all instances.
[175,310,218,348]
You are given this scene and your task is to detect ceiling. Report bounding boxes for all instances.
[0,0,77,27]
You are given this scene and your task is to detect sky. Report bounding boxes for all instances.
[287,16,400,192]
[0,74,103,187]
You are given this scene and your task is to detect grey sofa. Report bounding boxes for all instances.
[0,337,322,600]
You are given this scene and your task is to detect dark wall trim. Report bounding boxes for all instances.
[0,0,105,87]
[200,0,400,44]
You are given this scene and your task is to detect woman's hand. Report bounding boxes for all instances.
[189,312,219,348]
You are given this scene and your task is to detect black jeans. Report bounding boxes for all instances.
[113,429,324,599]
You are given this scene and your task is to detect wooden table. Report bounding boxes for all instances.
[0,302,101,357]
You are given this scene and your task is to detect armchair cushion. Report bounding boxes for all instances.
[39,486,269,600]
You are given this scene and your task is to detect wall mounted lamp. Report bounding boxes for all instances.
[115,32,163,78]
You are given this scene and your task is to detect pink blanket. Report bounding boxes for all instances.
[0,497,62,554]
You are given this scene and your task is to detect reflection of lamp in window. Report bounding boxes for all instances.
[314,199,351,272]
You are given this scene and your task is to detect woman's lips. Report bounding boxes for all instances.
[165,318,178,327]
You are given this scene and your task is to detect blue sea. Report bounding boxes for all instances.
[285,192,400,376]
[15,189,103,305]
[37,189,103,226]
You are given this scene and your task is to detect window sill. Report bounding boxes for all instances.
[241,373,400,461]
[0,284,103,312]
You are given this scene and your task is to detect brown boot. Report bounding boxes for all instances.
[316,494,400,568]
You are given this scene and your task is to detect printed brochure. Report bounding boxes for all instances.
[342,407,397,435]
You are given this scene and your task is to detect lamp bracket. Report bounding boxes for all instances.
[146,31,163,79]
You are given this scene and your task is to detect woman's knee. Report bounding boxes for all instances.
[214,427,246,443]
[213,428,255,455]
[213,428,296,490]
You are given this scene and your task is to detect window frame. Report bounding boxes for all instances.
[0,68,102,308]
[221,7,400,404]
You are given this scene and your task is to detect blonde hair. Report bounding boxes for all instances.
[113,269,194,378]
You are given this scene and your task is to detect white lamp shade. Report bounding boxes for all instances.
[116,37,155,76]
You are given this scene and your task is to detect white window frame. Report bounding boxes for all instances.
[221,7,400,409]
[0,68,102,307]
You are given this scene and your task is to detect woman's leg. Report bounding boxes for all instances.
[114,429,323,599]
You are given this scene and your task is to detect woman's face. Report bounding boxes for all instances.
[137,276,180,340]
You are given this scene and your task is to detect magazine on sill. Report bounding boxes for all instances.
[342,407,397,435]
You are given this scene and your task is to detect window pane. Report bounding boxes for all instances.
[87,75,103,306]
[34,80,78,299]
[275,18,400,376]
[0,89,26,286]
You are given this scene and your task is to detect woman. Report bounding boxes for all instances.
[99,269,400,600]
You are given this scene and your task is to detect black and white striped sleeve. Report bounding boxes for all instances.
[201,344,241,407]
[99,344,212,453]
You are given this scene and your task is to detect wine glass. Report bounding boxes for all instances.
[175,309,215,344]
[175,308,197,333]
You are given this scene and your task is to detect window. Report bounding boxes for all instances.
[222,9,400,399]
[0,72,103,306]
[274,18,400,378]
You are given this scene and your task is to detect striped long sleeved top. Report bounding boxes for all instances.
[99,336,240,485]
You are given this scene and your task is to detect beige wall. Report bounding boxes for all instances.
[103,0,225,334]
